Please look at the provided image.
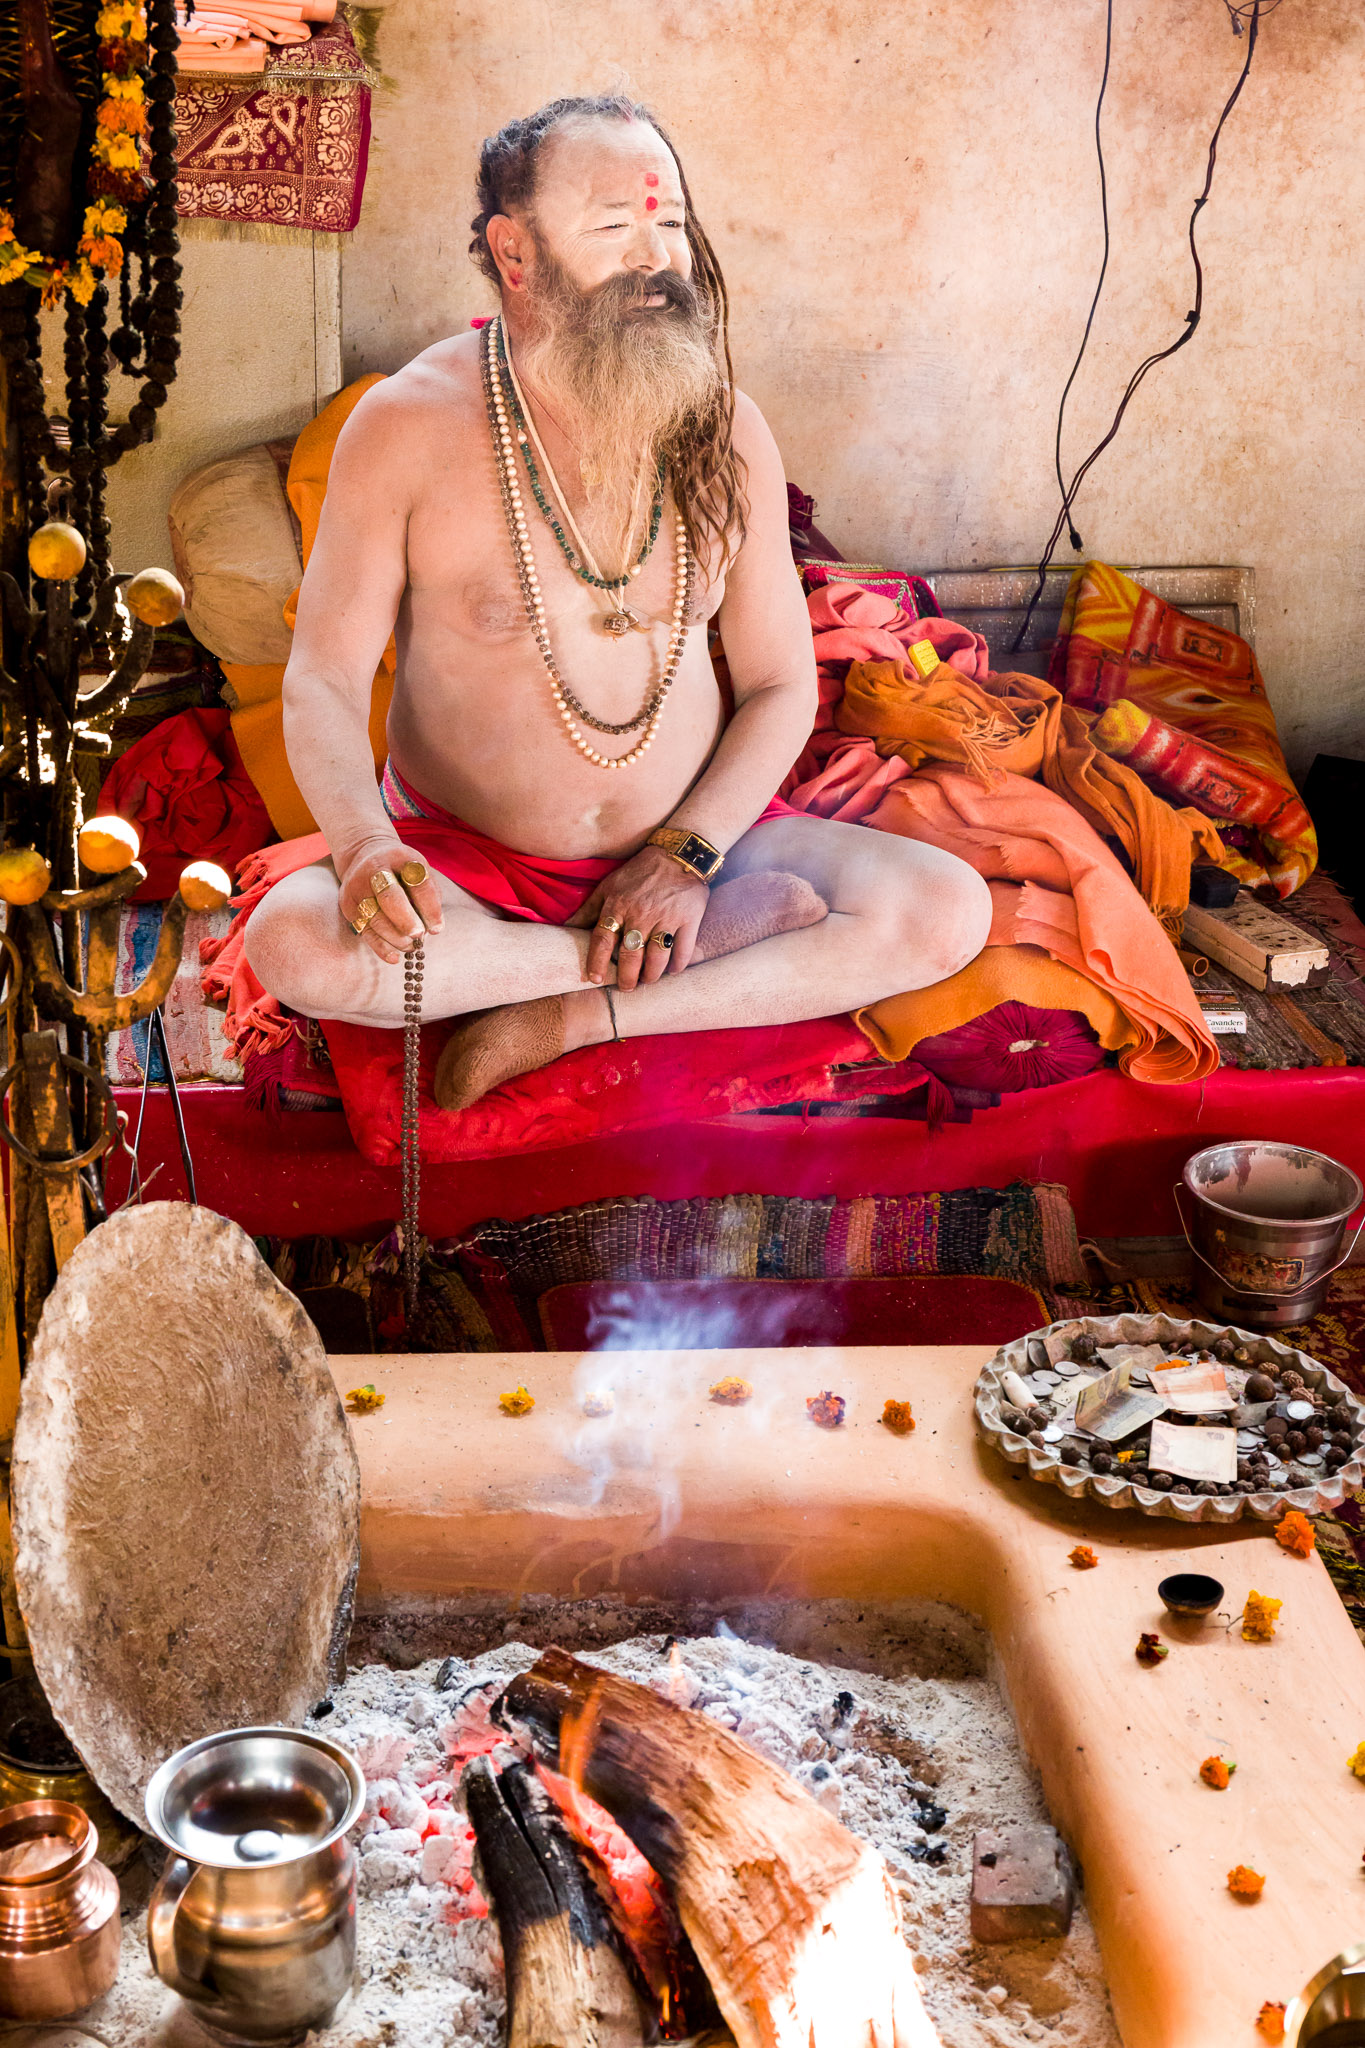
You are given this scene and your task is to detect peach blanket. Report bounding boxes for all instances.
[860,766,1218,1083]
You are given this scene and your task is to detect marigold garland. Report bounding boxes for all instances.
[0,2,149,308]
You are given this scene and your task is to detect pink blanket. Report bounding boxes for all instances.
[781,583,989,820]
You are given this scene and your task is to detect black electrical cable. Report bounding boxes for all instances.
[1012,0,1264,653]
[1051,0,1114,548]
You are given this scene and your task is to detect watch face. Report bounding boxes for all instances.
[678,834,719,877]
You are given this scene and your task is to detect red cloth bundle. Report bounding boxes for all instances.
[911,1001,1105,1094]
[98,708,274,903]
[1091,699,1313,841]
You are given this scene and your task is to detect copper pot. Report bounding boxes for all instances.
[0,1798,120,2020]
[0,1675,140,1873]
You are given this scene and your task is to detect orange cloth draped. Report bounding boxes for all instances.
[837,657,1223,938]
[1050,560,1316,898]
[220,373,392,840]
[858,766,1218,1083]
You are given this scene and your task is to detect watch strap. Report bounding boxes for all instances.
[646,826,725,882]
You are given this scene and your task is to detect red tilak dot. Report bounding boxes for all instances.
[645,195,658,211]
[645,172,658,186]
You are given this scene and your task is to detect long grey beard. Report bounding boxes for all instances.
[516,273,725,562]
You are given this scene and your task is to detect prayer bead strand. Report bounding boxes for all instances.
[482,319,693,770]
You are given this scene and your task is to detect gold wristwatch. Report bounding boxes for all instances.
[646,826,725,883]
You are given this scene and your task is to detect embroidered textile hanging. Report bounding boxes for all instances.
[173,15,370,232]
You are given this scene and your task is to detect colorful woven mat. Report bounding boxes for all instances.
[263,1179,1087,1355]
[173,15,372,232]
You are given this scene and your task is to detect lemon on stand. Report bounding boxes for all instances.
[179,861,232,913]
[78,817,141,875]
[27,523,87,583]
[0,848,52,904]
[123,568,184,628]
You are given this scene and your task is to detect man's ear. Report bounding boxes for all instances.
[486,213,527,290]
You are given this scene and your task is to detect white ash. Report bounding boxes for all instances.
[67,1601,1117,2048]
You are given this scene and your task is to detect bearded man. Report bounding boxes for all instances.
[246,94,991,1109]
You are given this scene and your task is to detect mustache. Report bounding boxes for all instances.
[583,266,701,318]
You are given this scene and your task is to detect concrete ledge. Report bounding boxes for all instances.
[331,1344,1364,2048]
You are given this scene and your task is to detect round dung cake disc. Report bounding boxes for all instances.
[12,1205,361,1824]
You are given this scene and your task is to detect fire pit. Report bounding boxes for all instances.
[331,1342,1365,2048]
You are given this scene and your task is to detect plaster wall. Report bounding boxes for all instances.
[82,230,340,578]
[341,0,1365,775]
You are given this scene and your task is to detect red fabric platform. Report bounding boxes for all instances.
[106,1063,1365,1243]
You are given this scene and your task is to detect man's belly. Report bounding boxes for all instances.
[385,635,729,859]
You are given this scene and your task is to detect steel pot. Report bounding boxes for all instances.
[1285,1938,1365,2043]
[145,1726,364,2047]
[1179,1139,1364,1327]
[0,1799,120,2020]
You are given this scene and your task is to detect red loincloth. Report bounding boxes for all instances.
[200,765,800,1058]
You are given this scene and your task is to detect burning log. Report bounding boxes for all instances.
[464,1756,651,2048]
[497,1649,939,2048]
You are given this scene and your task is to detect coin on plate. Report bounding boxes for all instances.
[1053,1360,1081,1378]
[1285,1399,1316,1422]
[1041,1423,1068,1443]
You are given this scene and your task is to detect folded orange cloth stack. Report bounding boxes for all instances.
[174,0,334,71]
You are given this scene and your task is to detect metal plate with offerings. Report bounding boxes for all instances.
[974,1311,1365,1523]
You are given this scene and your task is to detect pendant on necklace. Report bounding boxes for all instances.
[602,607,644,638]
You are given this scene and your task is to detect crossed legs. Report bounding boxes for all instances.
[244,816,992,1100]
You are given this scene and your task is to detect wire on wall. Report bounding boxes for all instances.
[1012,0,1267,653]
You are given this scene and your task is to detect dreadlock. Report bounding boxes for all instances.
[470,94,747,571]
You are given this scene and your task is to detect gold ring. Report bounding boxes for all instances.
[399,859,429,888]
[597,913,623,935]
[355,895,379,924]
[622,929,644,951]
[649,930,675,949]
[349,909,374,936]
[371,869,395,896]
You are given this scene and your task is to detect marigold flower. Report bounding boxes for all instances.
[104,74,145,100]
[1347,1740,1365,1781]
[94,132,141,171]
[1068,1545,1098,1570]
[79,236,124,274]
[1241,1591,1282,1642]
[344,1383,384,1415]
[1227,1864,1265,1900]
[806,1390,846,1429]
[83,201,127,236]
[97,98,146,135]
[67,260,97,306]
[1199,1755,1235,1789]
[1135,1632,1168,1665]
[499,1385,535,1417]
[1274,1509,1316,1558]
[1255,2003,1286,2042]
[881,1399,915,1436]
[0,253,31,287]
[709,1375,752,1406]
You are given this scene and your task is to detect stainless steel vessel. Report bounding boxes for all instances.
[1180,1139,1364,1327]
[1286,1939,1365,2043]
[0,1798,120,2020]
[145,1726,364,2046]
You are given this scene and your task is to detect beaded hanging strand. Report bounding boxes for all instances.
[482,318,693,771]
[498,321,657,635]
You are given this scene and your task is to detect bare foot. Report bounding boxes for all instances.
[433,995,567,1113]
[695,870,828,960]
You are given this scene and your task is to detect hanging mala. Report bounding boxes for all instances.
[401,936,423,1331]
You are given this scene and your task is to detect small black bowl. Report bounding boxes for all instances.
[1158,1572,1225,1618]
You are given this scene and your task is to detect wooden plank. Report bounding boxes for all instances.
[1183,897,1329,988]
[21,1032,85,1272]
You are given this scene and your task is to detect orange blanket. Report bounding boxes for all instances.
[859,766,1218,1083]
[1050,560,1315,898]
[837,658,1223,938]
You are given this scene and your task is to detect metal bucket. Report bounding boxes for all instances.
[1286,1940,1365,2044]
[1178,1140,1364,1328]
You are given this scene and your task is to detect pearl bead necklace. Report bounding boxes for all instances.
[482,317,694,770]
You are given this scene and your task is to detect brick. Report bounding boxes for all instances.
[970,1824,1076,1943]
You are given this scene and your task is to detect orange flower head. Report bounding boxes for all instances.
[1068,1545,1098,1570]
[1199,1755,1235,1790]
[344,1383,384,1415]
[1241,1591,1282,1642]
[881,1399,915,1436]
[1274,1509,1316,1558]
[709,1375,753,1406]
[1255,2003,1286,2043]
[1227,1864,1265,1901]
[499,1385,535,1417]
[1135,1632,1168,1665]
[807,1390,846,1429]
[1347,1740,1365,1781]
